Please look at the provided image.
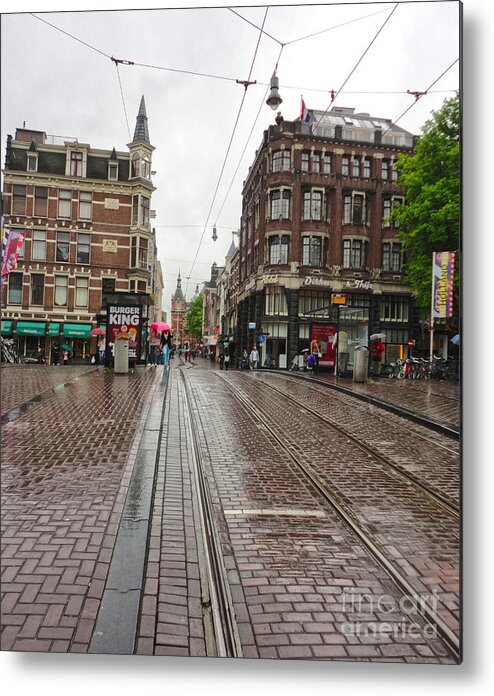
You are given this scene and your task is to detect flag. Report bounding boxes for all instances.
[1,228,25,286]
[300,98,311,124]
[432,251,455,319]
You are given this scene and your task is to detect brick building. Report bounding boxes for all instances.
[236,106,422,372]
[1,96,160,364]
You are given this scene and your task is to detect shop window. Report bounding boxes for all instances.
[298,290,330,317]
[264,288,288,316]
[380,295,409,322]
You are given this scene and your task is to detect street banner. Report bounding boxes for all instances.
[1,228,25,286]
[432,251,455,319]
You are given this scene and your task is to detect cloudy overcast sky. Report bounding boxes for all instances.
[1,1,460,318]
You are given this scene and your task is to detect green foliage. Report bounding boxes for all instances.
[391,93,460,320]
[185,292,203,337]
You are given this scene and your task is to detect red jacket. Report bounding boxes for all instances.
[370,339,384,359]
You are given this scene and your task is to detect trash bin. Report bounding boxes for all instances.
[353,345,369,383]
[114,337,129,374]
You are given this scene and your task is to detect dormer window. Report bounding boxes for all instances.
[27,152,38,172]
[131,153,151,179]
[108,162,119,180]
[70,151,83,177]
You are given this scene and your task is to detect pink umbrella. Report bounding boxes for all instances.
[151,322,170,332]
[90,327,106,336]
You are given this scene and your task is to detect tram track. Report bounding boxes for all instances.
[179,369,243,658]
[214,370,461,662]
[248,372,459,516]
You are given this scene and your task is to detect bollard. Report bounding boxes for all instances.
[353,345,369,383]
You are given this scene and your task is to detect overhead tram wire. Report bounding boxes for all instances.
[184,6,270,297]
[313,2,400,131]
[29,13,111,59]
[114,62,132,141]
[381,58,460,138]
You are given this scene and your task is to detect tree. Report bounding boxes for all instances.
[185,292,203,339]
[391,93,460,321]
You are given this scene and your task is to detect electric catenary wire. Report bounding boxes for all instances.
[184,7,270,296]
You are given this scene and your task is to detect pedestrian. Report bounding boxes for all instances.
[219,352,225,370]
[310,336,322,372]
[307,351,317,373]
[250,346,259,369]
[370,337,385,376]
[149,329,160,365]
[63,349,69,366]
[241,348,248,370]
[52,342,60,366]
[224,352,230,370]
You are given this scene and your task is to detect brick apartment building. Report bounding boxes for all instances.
[235,105,426,372]
[1,96,161,364]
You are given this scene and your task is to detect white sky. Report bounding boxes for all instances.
[1,0,460,319]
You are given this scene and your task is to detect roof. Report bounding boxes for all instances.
[132,95,150,144]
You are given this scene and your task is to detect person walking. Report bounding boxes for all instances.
[241,349,248,370]
[250,346,259,370]
[219,352,225,370]
[310,336,321,373]
[224,352,230,370]
[370,337,385,376]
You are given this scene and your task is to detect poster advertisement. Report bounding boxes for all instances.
[310,322,337,368]
[107,304,142,360]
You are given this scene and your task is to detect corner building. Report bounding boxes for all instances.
[1,96,157,363]
[237,106,420,372]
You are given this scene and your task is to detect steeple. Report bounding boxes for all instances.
[172,272,185,302]
[132,95,150,144]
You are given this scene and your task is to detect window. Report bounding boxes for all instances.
[34,187,48,217]
[343,193,366,225]
[302,236,328,267]
[131,154,150,179]
[380,295,409,322]
[352,158,360,177]
[391,162,399,181]
[75,277,89,307]
[312,153,320,173]
[78,191,92,220]
[58,189,72,218]
[382,242,402,272]
[17,235,25,260]
[76,233,90,264]
[363,158,371,178]
[12,185,27,215]
[140,158,150,178]
[323,153,331,173]
[298,290,330,317]
[27,153,38,172]
[132,195,150,226]
[32,230,46,261]
[101,277,116,307]
[8,272,23,304]
[272,150,290,172]
[70,151,83,177]
[56,231,70,262]
[342,156,350,176]
[54,275,68,306]
[381,160,389,180]
[138,238,148,269]
[301,152,309,172]
[343,239,367,269]
[269,189,291,219]
[30,273,44,305]
[267,235,289,264]
[302,190,323,221]
[108,162,119,180]
[265,286,288,316]
[383,196,404,227]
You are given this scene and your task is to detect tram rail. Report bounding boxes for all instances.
[215,371,461,662]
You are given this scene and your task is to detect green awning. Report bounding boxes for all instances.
[16,321,46,336]
[47,322,61,336]
[1,320,13,336]
[63,323,92,338]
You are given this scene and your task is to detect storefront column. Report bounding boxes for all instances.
[286,288,299,367]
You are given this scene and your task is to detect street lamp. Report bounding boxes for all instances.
[266,71,283,110]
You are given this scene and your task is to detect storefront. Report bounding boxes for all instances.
[15,321,47,358]
[62,323,93,363]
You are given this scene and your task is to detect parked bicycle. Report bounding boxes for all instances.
[0,337,21,363]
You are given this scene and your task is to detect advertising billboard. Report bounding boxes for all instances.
[107,304,142,360]
[310,322,337,368]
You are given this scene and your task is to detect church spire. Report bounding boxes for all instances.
[132,95,150,144]
[172,272,185,302]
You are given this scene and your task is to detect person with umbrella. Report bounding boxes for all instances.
[369,334,385,377]
[90,327,106,365]
[61,343,72,365]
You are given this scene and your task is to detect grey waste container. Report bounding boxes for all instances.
[353,345,368,383]
[114,338,129,374]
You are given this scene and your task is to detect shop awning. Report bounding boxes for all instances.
[47,322,61,336]
[16,321,46,336]
[1,320,13,336]
[63,323,92,338]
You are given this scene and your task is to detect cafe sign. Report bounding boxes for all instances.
[303,276,331,287]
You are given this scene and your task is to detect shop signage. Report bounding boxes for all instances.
[262,274,279,285]
[345,279,373,290]
[248,322,256,330]
[107,304,142,359]
[304,276,331,287]
[331,293,346,305]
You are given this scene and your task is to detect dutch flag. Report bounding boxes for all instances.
[300,98,311,124]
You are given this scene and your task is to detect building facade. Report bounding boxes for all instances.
[236,106,422,372]
[1,96,160,364]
